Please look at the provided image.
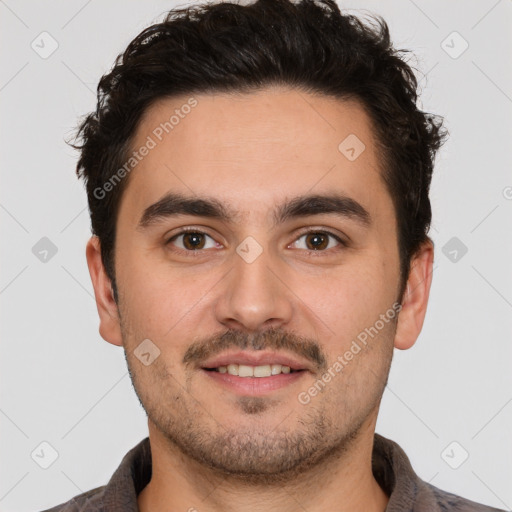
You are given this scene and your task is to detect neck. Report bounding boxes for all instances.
[137,418,389,512]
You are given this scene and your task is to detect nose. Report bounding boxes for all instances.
[213,244,294,332]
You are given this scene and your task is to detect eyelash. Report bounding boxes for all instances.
[165,227,347,256]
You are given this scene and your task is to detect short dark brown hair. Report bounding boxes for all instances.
[70,0,446,304]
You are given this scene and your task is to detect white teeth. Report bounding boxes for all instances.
[238,364,253,377]
[254,365,271,377]
[227,364,239,376]
[271,364,282,375]
[217,364,292,377]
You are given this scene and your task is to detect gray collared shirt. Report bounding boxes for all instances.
[40,434,506,511]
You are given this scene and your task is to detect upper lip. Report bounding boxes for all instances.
[200,351,312,372]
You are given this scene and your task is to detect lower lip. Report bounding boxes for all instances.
[201,369,307,395]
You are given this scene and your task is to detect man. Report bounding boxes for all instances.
[43,0,504,510]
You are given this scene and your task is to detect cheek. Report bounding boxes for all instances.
[296,262,385,322]
[117,250,223,339]
[292,258,398,362]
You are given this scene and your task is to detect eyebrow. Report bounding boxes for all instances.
[137,191,371,231]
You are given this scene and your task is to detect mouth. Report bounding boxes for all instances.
[199,351,311,395]
[203,363,304,377]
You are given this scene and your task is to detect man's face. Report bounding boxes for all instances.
[106,87,405,479]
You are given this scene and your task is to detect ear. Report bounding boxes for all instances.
[85,235,123,347]
[394,240,434,350]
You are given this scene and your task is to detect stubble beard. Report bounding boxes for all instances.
[118,299,394,485]
[124,346,389,486]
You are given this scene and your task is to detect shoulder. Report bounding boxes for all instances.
[372,434,506,512]
[423,482,507,512]
[37,485,106,512]
[35,437,150,512]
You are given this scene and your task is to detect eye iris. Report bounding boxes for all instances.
[306,233,328,250]
[178,233,332,251]
[183,233,205,250]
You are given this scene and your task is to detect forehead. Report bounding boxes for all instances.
[119,87,390,226]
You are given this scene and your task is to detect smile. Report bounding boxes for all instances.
[204,363,300,377]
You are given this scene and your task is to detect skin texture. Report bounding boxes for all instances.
[86,86,434,512]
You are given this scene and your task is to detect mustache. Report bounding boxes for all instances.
[182,326,328,372]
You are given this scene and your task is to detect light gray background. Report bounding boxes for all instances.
[1,1,511,511]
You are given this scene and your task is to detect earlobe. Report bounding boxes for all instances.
[394,241,434,350]
[85,236,123,347]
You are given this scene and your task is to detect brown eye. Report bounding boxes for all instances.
[182,232,206,250]
[291,231,343,251]
[304,232,329,250]
[167,231,218,251]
